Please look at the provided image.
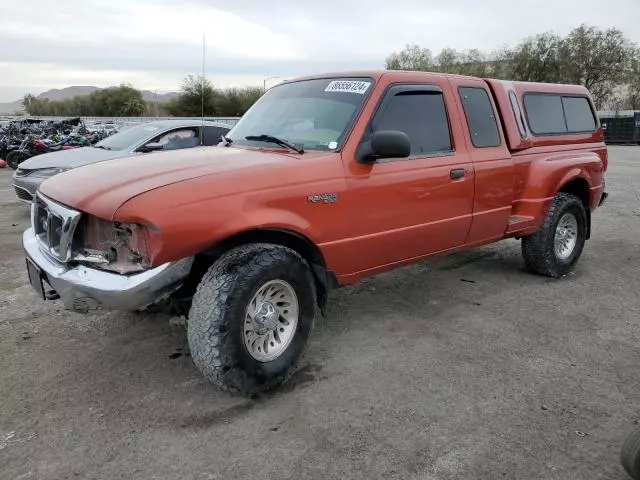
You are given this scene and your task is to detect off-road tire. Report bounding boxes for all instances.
[622,429,640,479]
[522,192,587,278]
[187,244,317,394]
[6,150,30,170]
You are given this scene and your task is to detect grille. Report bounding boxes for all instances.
[14,185,33,202]
[32,194,82,263]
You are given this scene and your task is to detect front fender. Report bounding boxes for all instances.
[215,207,314,240]
[128,201,328,266]
[114,184,348,267]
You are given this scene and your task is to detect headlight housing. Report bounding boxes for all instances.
[72,215,161,274]
[29,167,70,178]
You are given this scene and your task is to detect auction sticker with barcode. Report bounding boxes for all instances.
[324,80,371,94]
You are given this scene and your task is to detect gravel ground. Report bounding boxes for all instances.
[1,147,639,480]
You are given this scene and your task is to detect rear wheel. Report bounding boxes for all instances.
[522,193,587,278]
[187,244,317,394]
[6,150,31,170]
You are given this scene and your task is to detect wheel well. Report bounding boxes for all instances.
[176,229,332,314]
[559,178,590,210]
[559,178,591,239]
[204,229,326,267]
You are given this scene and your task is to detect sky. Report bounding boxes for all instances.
[1,0,639,102]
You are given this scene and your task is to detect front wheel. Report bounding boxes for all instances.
[622,429,640,479]
[187,244,317,394]
[522,193,588,278]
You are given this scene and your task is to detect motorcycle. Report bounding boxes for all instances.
[6,135,86,169]
[1,117,119,169]
[6,135,37,169]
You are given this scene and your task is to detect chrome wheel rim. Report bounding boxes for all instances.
[554,212,579,260]
[243,280,299,362]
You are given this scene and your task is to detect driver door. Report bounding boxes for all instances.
[343,81,475,274]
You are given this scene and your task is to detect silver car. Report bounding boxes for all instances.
[13,119,231,204]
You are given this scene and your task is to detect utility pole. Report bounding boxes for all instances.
[154,90,158,116]
[201,31,206,144]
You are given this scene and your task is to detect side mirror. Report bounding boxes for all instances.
[358,130,410,163]
[138,142,164,153]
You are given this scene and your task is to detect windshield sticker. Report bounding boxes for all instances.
[324,80,371,95]
[328,141,338,150]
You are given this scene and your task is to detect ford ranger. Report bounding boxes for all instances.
[22,71,608,393]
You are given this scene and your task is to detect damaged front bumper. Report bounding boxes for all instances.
[23,228,193,313]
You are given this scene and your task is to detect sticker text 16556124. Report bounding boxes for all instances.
[324,80,371,95]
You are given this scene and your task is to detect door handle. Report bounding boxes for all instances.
[450,168,465,180]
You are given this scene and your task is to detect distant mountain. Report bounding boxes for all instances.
[0,86,180,115]
[0,101,23,115]
[140,90,179,103]
[36,86,179,103]
[37,86,101,101]
[36,85,178,103]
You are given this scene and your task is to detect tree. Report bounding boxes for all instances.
[383,25,638,109]
[558,25,634,107]
[385,44,433,71]
[166,75,263,117]
[22,85,147,116]
[435,48,458,73]
[121,97,146,116]
[215,86,263,116]
[387,45,507,78]
[22,94,36,113]
[454,49,490,77]
[506,32,564,83]
[166,75,217,116]
[626,50,640,109]
[87,85,146,116]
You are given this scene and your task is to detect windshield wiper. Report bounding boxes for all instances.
[93,145,111,150]
[245,134,304,154]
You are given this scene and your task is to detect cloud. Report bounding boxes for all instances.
[1,0,639,101]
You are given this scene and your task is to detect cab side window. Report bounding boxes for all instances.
[372,89,452,156]
[458,87,501,147]
[203,126,231,145]
[154,128,197,145]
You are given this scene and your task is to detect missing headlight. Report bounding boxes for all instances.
[73,215,155,274]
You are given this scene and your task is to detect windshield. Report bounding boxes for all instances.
[94,123,162,151]
[227,78,373,151]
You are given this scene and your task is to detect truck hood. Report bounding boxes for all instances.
[39,146,305,217]
[18,146,130,170]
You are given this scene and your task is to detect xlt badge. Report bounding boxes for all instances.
[307,193,338,204]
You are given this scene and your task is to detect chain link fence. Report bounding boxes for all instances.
[1,116,241,127]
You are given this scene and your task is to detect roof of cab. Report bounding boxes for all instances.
[285,71,592,95]
[283,70,484,84]
[486,78,591,96]
[139,119,230,129]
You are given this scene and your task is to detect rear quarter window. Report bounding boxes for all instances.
[562,96,596,132]
[524,94,567,134]
[524,93,597,135]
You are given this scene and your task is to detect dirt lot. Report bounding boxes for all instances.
[1,147,639,480]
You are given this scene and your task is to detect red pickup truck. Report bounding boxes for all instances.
[23,71,608,393]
